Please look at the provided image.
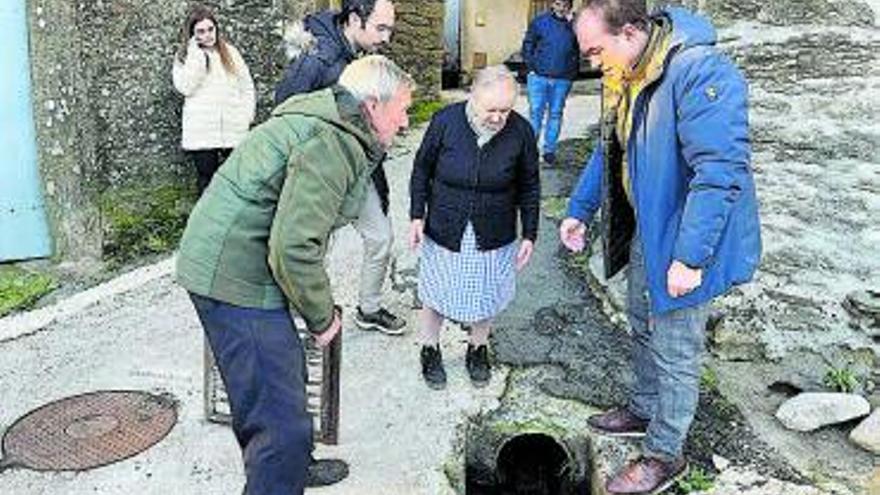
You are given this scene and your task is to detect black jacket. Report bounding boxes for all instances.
[274,11,390,213]
[410,103,540,252]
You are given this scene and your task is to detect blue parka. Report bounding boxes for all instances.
[521,11,580,80]
[567,7,761,315]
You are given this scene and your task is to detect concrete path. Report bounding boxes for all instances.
[0,92,599,495]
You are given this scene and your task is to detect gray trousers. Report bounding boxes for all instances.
[626,235,709,460]
[353,183,393,313]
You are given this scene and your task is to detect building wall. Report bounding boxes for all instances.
[461,0,531,74]
[458,0,585,76]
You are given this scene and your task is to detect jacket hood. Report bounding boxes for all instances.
[283,11,355,62]
[271,86,383,161]
[281,19,315,60]
[283,11,356,62]
[660,7,717,51]
[309,11,356,60]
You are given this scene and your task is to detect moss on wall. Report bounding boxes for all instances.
[99,182,197,265]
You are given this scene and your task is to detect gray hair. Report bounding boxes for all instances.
[338,55,416,103]
[471,65,518,95]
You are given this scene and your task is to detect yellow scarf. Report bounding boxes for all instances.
[601,18,672,204]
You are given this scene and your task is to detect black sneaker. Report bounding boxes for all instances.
[542,152,556,165]
[354,307,406,335]
[466,344,491,387]
[420,345,447,390]
[306,458,349,487]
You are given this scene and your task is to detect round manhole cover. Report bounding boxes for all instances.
[1,390,177,472]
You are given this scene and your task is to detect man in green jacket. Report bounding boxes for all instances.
[176,55,413,495]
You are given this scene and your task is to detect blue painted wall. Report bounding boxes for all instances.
[0,0,52,261]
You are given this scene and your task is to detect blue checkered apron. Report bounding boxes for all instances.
[418,222,517,323]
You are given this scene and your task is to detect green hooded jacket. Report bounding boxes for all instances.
[175,87,384,333]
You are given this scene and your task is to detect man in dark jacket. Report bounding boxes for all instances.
[561,1,761,493]
[274,0,407,336]
[275,0,394,103]
[521,0,579,165]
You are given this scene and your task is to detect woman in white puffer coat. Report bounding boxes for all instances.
[173,5,255,195]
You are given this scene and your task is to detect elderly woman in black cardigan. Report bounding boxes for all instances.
[409,65,540,389]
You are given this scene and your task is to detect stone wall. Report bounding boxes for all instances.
[387,0,444,100]
[663,0,876,27]
[28,0,442,261]
[26,0,326,261]
[29,0,102,259]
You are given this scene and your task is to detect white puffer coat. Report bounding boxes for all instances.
[172,41,255,150]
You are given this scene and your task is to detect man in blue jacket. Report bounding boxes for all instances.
[521,0,579,165]
[275,0,408,336]
[561,1,761,493]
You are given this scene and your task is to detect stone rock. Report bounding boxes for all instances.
[775,392,870,431]
[713,453,732,471]
[849,408,880,453]
[845,290,880,327]
[708,315,768,361]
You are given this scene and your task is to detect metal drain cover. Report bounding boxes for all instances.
[1,390,177,472]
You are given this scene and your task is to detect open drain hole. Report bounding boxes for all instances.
[468,433,585,495]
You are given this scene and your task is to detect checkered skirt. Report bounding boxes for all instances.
[418,222,517,323]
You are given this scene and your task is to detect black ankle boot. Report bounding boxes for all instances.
[306,458,349,487]
[420,345,447,390]
[466,344,491,387]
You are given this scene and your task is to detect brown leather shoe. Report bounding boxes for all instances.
[587,408,649,437]
[606,456,688,495]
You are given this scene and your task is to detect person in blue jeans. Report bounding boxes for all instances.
[561,1,761,494]
[522,0,579,165]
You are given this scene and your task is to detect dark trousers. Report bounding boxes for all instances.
[189,293,313,495]
[188,148,232,196]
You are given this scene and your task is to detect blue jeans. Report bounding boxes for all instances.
[189,293,313,495]
[625,237,709,460]
[526,73,572,155]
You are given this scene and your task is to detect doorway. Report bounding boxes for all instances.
[0,0,52,261]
